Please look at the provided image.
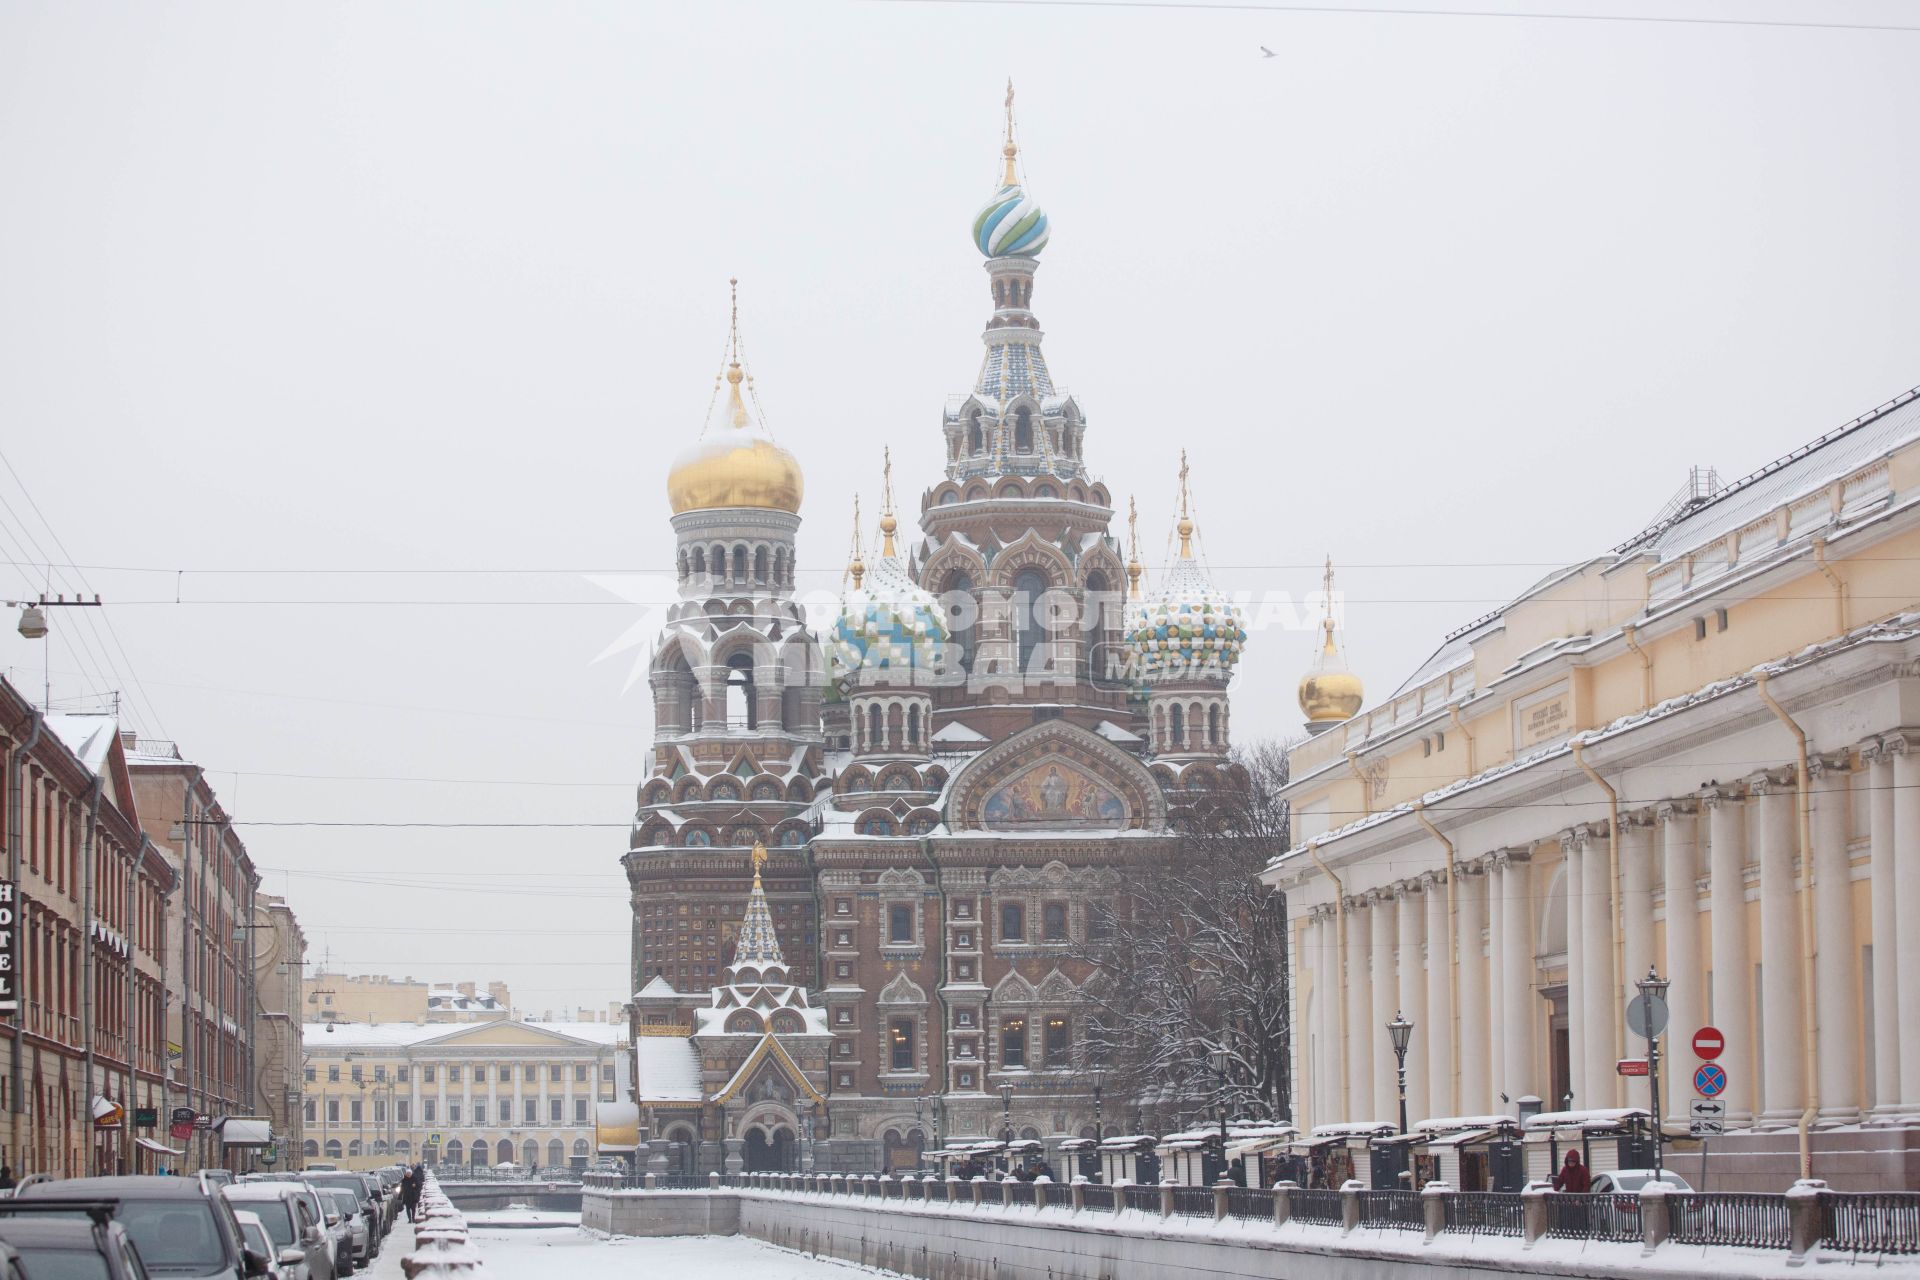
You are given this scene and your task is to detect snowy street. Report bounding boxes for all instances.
[363,1214,897,1280]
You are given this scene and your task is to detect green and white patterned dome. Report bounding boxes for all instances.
[1128,515,1246,683]
[827,537,948,687]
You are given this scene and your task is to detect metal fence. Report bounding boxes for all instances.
[1168,1187,1213,1218]
[1822,1192,1920,1256]
[1544,1192,1641,1243]
[926,1179,949,1202]
[1224,1187,1270,1222]
[1289,1188,1344,1227]
[1005,1181,1037,1207]
[1668,1193,1789,1249]
[1080,1184,1117,1213]
[1357,1190,1425,1231]
[1122,1185,1163,1215]
[1442,1191,1525,1237]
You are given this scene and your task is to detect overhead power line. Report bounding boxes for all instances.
[864,0,1920,35]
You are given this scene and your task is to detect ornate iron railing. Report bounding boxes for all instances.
[1821,1192,1920,1255]
[1080,1184,1117,1213]
[1170,1187,1215,1218]
[1668,1193,1789,1249]
[1225,1187,1270,1221]
[1005,1181,1037,1207]
[1357,1190,1425,1231]
[1544,1192,1641,1243]
[1442,1191,1525,1237]
[1289,1188,1344,1226]
[1121,1185,1163,1215]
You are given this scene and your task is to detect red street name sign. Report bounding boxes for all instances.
[1693,1026,1726,1060]
[1617,1058,1650,1077]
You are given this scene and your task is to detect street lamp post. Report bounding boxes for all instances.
[1386,1012,1415,1136]
[1089,1066,1107,1143]
[914,1096,926,1171]
[1209,1045,1231,1185]
[998,1081,1014,1176]
[1636,965,1670,1177]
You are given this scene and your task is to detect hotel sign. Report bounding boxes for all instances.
[0,880,17,1014]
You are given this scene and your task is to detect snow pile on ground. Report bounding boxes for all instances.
[402,1174,487,1277]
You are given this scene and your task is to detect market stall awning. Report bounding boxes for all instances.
[136,1137,186,1156]
[219,1117,272,1148]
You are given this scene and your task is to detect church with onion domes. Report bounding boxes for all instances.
[615,92,1264,1176]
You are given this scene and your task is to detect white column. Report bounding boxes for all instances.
[1499,851,1537,1105]
[1866,747,1901,1119]
[1706,789,1754,1125]
[1812,757,1860,1125]
[1755,774,1806,1128]
[1345,897,1372,1121]
[1396,882,1429,1124]
[1892,741,1920,1111]
[1458,863,1490,1115]
[1372,894,1399,1124]
[1658,803,1702,1132]
[1564,833,1587,1111]
[1581,826,1616,1108]
[1621,816,1656,993]
[1308,910,1331,1127]
[1425,871,1454,1120]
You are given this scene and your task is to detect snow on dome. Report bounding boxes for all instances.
[1128,554,1246,684]
[827,553,947,686]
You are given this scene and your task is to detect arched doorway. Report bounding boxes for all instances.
[497,1139,515,1167]
[743,1125,798,1172]
[667,1126,698,1175]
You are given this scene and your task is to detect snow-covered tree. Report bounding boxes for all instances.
[1076,740,1293,1129]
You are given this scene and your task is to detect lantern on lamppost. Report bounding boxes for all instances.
[1386,1011,1415,1136]
[1089,1066,1108,1143]
[1635,965,1671,1177]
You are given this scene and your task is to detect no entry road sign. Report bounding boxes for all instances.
[1694,1062,1728,1098]
[1693,1026,1725,1060]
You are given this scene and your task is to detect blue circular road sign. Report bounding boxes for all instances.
[1694,1062,1728,1098]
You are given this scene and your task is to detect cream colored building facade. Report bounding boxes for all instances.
[301,1019,626,1171]
[302,973,511,1026]
[1264,386,1920,1191]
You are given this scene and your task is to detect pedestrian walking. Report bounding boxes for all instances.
[1551,1149,1590,1193]
[0,1166,14,1191]
[402,1164,424,1222]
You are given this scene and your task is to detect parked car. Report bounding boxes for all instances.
[234,1213,292,1280]
[223,1184,333,1280]
[318,1191,368,1273]
[11,1176,269,1278]
[1591,1169,1695,1194]
[267,1177,379,1257]
[238,1180,351,1277]
[0,1205,151,1279]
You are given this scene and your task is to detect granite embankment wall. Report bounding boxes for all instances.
[584,1187,1842,1280]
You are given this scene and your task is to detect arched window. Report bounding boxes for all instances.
[524,1140,540,1169]
[967,411,984,454]
[677,549,689,582]
[866,703,883,750]
[347,1139,362,1158]
[303,1140,319,1158]
[548,1139,565,1169]
[1014,407,1033,452]
[498,1139,515,1166]
[1083,570,1113,682]
[445,1139,462,1165]
[692,547,707,576]
[731,546,748,581]
[325,1139,343,1160]
[1170,702,1186,748]
[906,703,922,747]
[1208,704,1222,746]
[754,546,769,582]
[1014,569,1050,672]
[886,702,904,751]
[574,1139,590,1157]
[944,572,976,675]
[726,654,756,730]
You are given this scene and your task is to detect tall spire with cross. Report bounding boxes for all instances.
[729,840,787,972]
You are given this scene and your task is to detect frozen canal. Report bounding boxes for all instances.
[363,1212,900,1280]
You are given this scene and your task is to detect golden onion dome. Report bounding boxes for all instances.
[1299,633,1365,724]
[667,363,804,516]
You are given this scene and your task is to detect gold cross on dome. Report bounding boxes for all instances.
[751,840,768,873]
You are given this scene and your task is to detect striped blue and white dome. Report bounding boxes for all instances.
[972,184,1050,258]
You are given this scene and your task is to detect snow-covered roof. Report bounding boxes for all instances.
[1414,1115,1521,1134]
[633,976,679,1000]
[1309,1122,1396,1139]
[634,1037,702,1103]
[45,713,117,775]
[932,721,988,744]
[309,1020,623,1050]
[1094,720,1142,743]
[1524,1107,1649,1133]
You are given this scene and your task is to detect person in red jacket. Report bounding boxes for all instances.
[1552,1149,1591,1192]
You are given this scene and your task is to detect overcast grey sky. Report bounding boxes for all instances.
[1,1,1914,1010]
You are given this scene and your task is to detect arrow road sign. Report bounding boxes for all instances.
[1627,993,1670,1040]
[1690,1118,1724,1138]
[1692,1026,1725,1060]
[1690,1098,1725,1119]
[1694,1062,1728,1098]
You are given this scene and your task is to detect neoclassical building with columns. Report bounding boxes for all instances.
[1264,385,1920,1191]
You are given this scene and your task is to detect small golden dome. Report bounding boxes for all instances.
[1299,555,1363,724]
[1299,634,1365,724]
[667,364,805,516]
